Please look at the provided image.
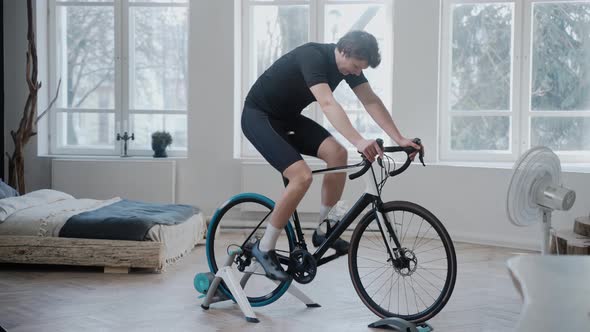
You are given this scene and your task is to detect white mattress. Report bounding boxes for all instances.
[146,212,205,265]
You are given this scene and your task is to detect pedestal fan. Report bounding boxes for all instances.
[506,146,576,254]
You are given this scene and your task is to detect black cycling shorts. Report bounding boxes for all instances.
[241,103,332,173]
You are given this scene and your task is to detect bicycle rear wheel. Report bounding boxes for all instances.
[205,193,296,307]
[348,201,456,322]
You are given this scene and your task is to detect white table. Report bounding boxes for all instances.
[507,255,590,331]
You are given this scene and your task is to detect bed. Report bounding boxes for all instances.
[0,189,206,273]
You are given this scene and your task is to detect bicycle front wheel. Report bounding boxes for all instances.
[348,201,456,323]
[205,193,296,307]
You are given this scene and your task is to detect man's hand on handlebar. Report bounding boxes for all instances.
[397,137,423,161]
[349,137,425,180]
[355,139,383,162]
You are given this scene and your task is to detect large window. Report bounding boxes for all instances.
[239,0,393,158]
[49,0,189,156]
[440,0,590,162]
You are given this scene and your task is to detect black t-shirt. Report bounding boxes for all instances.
[245,42,368,118]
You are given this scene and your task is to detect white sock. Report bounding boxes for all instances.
[259,223,282,252]
[319,204,333,222]
[317,204,333,235]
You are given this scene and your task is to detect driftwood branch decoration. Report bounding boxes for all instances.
[7,0,61,194]
[36,79,61,126]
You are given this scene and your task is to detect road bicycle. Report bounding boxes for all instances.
[205,138,457,323]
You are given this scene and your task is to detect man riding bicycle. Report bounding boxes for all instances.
[241,30,421,281]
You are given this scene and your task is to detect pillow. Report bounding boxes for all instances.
[0,180,19,199]
[0,189,75,222]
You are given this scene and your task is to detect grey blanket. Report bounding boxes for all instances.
[59,199,199,241]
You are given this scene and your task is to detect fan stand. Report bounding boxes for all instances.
[541,208,552,255]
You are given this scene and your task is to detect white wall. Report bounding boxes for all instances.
[4,0,590,250]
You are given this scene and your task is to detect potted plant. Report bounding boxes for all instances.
[151,131,173,158]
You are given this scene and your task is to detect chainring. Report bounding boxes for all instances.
[288,249,317,284]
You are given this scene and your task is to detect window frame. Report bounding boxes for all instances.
[48,0,189,157]
[440,0,590,163]
[439,0,521,162]
[520,0,590,163]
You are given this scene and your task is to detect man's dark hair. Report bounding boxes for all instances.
[336,30,381,68]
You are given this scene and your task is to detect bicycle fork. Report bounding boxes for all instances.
[364,165,403,264]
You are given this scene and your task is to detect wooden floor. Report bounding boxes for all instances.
[0,233,531,332]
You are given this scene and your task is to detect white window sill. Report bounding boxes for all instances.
[38,154,188,160]
[433,161,514,170]
[239,157,590,174]
[434,161,590,174]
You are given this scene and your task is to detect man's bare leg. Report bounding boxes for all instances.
[312,137,350,253]
[253,160,312,281]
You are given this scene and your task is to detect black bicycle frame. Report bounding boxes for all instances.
[281,163,403,267]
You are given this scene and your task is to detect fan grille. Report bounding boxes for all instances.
[506,146,561,226]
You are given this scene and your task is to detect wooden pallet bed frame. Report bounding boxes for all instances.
[0,236,166,273]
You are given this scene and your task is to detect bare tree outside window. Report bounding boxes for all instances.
[530,3,590,152]
[449,3,513,151]
[60,5,114,146]
[445,1,590,158]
